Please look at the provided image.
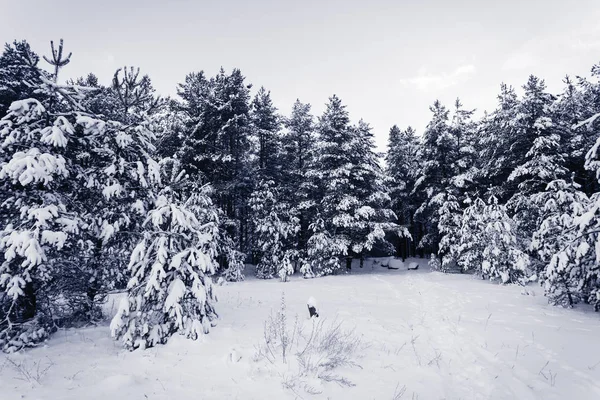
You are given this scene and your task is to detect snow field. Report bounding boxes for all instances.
[1,258,600,399]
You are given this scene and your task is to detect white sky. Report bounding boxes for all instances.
[1,0,599,150]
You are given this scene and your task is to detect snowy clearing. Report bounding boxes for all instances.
[2,258,600,400]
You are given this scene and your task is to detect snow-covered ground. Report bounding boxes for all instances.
[2,258,600,400]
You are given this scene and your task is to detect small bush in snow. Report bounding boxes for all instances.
[428,254,441,270]
[110,183,220,350]
[255,292,362,395]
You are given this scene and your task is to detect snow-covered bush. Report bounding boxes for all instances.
[110,180,220,350]
[428,254,441,270]
[249,180,299,280]
[531,179,589,306]
[437,192,462,272]
[304,216,348,277]
[0,98,76,351]
[254,292,362,395]
[543,128,600,310]
[457,196,530,283]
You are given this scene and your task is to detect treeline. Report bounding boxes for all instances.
[391,71,600,311]
[0,39,402,352]
[1,38,599,353]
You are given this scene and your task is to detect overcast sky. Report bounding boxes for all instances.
[1,0,599,150]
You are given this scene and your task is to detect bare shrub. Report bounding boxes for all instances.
[255,292,363,395]
[1,356,54,384]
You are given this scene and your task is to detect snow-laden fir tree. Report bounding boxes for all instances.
[456,196,530,283]
[175,69,253,253]
[477,84,520,199]
[507,76,566,240]
[385,125,419,258]
[0,40,166,351]
[304,96,400,276]
[544,112,600,310]
[249,180,299,281]
[0,40,85,351]
[412,100,455,254]
[531,179,589,306]
[111,160,220,350]
[349,120,404,263]
[65,66,163,319]
[281,99,316,264]
[436,100,478,272]
[251,87,281,180]
[0,40,46,118]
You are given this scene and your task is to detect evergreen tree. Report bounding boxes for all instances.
[304,96,399,276]
[111,161,220,349]
[0,40,44,118]
[249,180,299,280]
[477,84,520,199]
[175,68,253,254]
[251,87,281,180]
[531,179,589,305]
[507,76,567,242]
[456,197,530,283]
[281,99,316,267]
[385,125,419,259]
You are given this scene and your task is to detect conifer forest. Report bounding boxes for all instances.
[2,4,600,398]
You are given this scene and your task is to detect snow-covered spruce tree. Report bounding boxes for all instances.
[543,113,600,310]
[531,179,589,306]
[456,196,530,283]
[281,99,316,269]
[552,76,590,189]
[385,125,419,258]
[349,120,404,263]
[249,180,299,281]
[436,100,478,272]
[477,84,520,200]
[46,65,163,323]
[0,40,46,118]
[455,198,486,273]
[507,76,567,240]
[111,160,220,350]
[437,193,463,272]
[304,96,400,276]
[251,87,281,180]
[412,100,457,254]
[175,69,253,255]
[0,40,86,351]
[304,215,348,277]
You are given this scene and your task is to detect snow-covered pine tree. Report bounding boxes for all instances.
[305,96,400,276]
[455,198,486,273]
[110,160,220,350]
[531,179,589,306]
[57,64,163,321]
[477,84,520,200]
[281,99,316,269]
[0,39,86,351]
[348,120,403,262]
[249,180,299,280]
[545,110,600,310]
[385,125,419,259]
[507,76,566,240]
[412,100,454,254]
[437,99,478,272]
[251,87,281,180]
[437,193,463,272]
[456,196,530,283]
[176,69,253,251]
[0,40,45,118]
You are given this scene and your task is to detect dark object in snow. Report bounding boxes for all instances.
[307,296,319,318]
[408,262,419,270]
